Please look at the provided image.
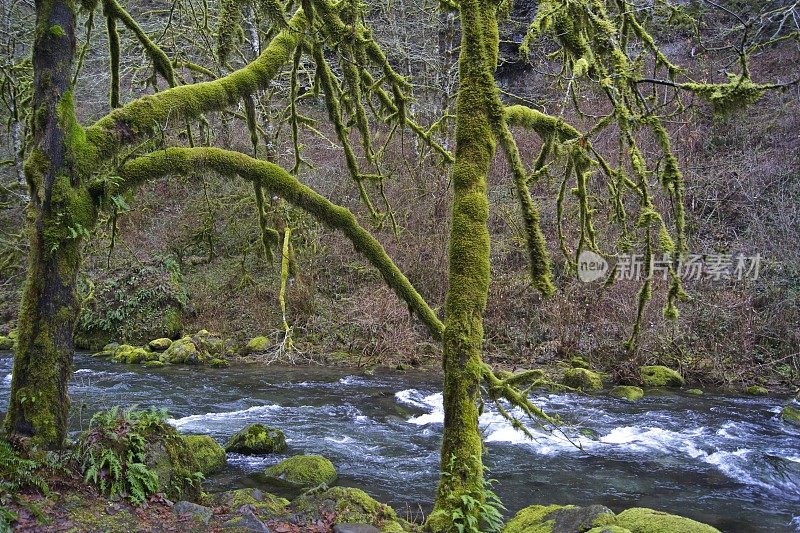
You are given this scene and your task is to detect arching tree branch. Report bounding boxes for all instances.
[119,147,445,339]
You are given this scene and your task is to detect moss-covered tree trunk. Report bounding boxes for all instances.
[5,0,94,448]
[429,0,499,530]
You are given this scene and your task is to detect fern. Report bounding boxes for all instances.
[0,440,48,496]
[79,406,165,505]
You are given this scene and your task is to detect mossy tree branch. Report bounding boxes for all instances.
[118,147,444,340]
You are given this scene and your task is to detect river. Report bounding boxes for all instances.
[1,352,798,532]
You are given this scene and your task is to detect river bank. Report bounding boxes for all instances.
[2,351,799,531]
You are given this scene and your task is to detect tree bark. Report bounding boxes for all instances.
[428,0,499,530]
[4,0,93,448]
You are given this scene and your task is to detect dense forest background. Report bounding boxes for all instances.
[0,0,798,388]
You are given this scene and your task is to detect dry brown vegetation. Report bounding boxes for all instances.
[0,0,798,390]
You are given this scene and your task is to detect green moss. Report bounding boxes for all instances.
[161,336,209,364]
[225,424,286,454]
[562,368,604,391]
[609,386,644,401]
[209,358,229,368]
[119,147,444,339]
[586,527,633,533]
[614,508,720,532]
[148,338,173,351]
[182,435,226,474]
[244,336,270,354]
[640,366,685,388]
[0,336,13,350]
[212,488,289,517]
[685,389,703,396]
[570,356,590,369]
[782,404,800,427]
[745,385,768,396]
[503,504,616,533]
[292,486,404,531]
[143,360,165,368]
[49,24,65,37]
[263,455,337,489]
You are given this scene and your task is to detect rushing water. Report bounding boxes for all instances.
[1,351,799,532]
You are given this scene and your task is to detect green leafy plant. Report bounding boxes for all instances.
[79,406,164,505]
[0,439,49,531]
[428,455,506,533]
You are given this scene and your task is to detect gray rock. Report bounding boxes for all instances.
[546,504,616,533]
[173,501,213,525]
[333,525,381,533]
[223,506,272,532]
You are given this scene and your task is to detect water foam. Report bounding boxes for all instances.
[168,404,280,430]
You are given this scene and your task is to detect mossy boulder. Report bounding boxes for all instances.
[686,388,703,395]
[225,424,286,454]
[609,386,644,401]
[570,356,591,369]
[211,488,289,518]
[112,344,156,364]
[614,508,720,532]
[585,527,633,533]
[148,337,173,351]
[190,329,225,357]
[562,368,604,391]
[292,487,406,532]
[264,455,337,489]
[209,358,230,368]
[159,332,229,365]
[640,366,685,388]
[183,435,227,474]
[0,335,13,350]
[79,407,208,502]
[745,385,768,396]
[161,336,208,364]
[503,504,616,533]
[243,336,271,355]
[782,404,800,427]
[61,493,141,531]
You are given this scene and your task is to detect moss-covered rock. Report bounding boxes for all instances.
[243,336,270,355]
[209,358,230,368]
[61,492,141,531]
[148,337,173,351]
[225,424,286,454]
[183,435,226,474]
[614,508,720,532]
[562,368,603,391]
[503,504,616,533]
[570,356,590,369]
[640,366,685,388]
[585,527,633,533]
[211,488,289,518]
[161,336,208,364]
[0,335,13,350]
[79,407,207,502]
[609,386,644,401]
[190,329,225,357]
[745,385,768,396]
[263,455,337,489]
[686,388,703,395]
[782,404,800,427]
[111,344,156,364]
[144,360,166,368]
[292,487,406,532]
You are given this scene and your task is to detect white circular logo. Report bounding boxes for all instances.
[577,250,609,282]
